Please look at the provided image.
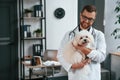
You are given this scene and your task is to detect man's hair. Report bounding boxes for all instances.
[81,5,97,13]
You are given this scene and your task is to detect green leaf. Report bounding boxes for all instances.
[115,7,120,13]
[115,21,118,24]
[117,46,120,49]
[114,1,120,24]
[118,16,120,23]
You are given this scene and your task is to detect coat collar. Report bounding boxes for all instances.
[78,25,93,34]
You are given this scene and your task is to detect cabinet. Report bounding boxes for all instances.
[19,0,46,79]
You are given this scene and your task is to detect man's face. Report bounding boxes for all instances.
[80,10,96,29]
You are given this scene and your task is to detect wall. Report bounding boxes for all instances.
[104,0,120,53]
[46,0,78,49]
[105,0,120,80]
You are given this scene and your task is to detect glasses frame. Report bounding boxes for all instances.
[81,14,95,23]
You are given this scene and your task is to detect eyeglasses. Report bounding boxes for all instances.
[81,15,95,22]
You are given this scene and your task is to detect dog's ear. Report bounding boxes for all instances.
[72,35,78,46]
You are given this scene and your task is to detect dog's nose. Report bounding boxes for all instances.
[84,39,87,42]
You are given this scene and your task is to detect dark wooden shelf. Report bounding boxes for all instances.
[20,17,45,20]
[21,37,46,40]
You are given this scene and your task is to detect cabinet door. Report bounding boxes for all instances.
[0,1,18,80]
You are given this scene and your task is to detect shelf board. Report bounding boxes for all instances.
[20,17,45,21]
[22,37,46,40]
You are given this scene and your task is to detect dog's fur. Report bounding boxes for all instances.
[63,30,95,78]
[63,30,94,64]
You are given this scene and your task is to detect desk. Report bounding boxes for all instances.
[110,52,120,80]
[111,52,120,56]
[22,61,61,80]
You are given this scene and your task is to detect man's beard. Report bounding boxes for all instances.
[80,21,91,29]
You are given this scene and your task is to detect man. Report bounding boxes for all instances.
[57,5,106,80]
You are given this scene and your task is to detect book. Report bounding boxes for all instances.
[33,5,42,17]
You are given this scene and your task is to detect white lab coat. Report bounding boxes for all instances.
[57,26,106,80]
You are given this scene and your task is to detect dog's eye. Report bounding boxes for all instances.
[80,37,83,39]
[86,36,88,38]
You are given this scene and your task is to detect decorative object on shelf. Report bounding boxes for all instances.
[34,56,42,65]
[24,9,33,17]
[33,5,42,17]
[33,28,42,37]
[31,56,42,66]
[27,25,31,37]
[23,25,27,38]
[111,0,120,49]
[54,8,65,19]
[33,44,43,56]
[23,25,31,37]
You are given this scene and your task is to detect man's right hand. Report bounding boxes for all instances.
[71,58,90,70]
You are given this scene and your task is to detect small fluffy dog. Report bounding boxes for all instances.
[63,30,95,78]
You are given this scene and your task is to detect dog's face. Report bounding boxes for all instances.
[72,30,94,47]
[78,34,91,46]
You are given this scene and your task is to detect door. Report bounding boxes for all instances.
[0,0,18,80]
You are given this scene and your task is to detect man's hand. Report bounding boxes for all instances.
[71,58,91,70]
[72,43,92,55]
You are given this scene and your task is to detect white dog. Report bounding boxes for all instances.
[63,30,95,79]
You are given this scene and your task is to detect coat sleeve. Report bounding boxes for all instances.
[87,30,107,63]
[57,31,72,72]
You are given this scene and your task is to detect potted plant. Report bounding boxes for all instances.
[111,1,120,49]
[33,29,42,37]
[24,9,33,17]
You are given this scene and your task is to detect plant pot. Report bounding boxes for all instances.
[25,13,32,17]
[36,33,41,37]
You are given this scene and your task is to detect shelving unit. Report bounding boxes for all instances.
[19,0,46,79]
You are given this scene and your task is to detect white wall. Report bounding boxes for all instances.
[46,0,78,50]
[105,0,120,53]
[105,0,120,80]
